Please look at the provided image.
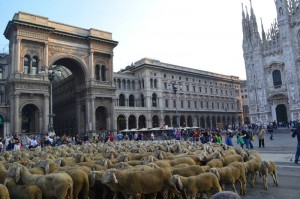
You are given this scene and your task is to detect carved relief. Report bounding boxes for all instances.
[18,29,48,40]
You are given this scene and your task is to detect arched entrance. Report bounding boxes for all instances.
[276,104,288,124]
[21,104,39,134]
[128,115,137,129]
[117,115,126,131]
[50,57,86,136]
[152,115,159,128]
[95,106,109,132]
[138,115,146,128]
[164,115,171,127]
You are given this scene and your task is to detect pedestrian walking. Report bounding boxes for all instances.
[237,132,245,148]
[267,123,274,140]
[257,126,266,148]
[292,122,300,164]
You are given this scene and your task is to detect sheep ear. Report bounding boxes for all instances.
[176,176,183,189]
[45,163,50,174]
[112,173,118,183]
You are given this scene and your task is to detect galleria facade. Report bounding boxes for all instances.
[0,12,243,137]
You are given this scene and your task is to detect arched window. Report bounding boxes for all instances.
[0,68,3,79]
[272,70,282,87]
[119,94,125,106]
[32,56,38,75]
[101,65,106,81]
[129,94,135,107]
[24,55,30,74]
[132,80,135,90]
[150,78,153,88]
[140,94,145,107]
[95,65,100,80]
[152,93,157,107]
[154,79,157,88]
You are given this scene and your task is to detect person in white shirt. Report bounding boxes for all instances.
[29,137,38,148]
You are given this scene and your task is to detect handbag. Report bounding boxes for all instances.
[251,134,255,141]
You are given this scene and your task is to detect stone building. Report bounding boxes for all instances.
[242,0,300,125]
[114,58,243,131]
[0,12,243,137]
[1,12,118,137]
[240,80,250,125]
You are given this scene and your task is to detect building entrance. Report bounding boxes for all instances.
[276,104,288,124]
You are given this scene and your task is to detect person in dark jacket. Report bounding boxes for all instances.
[292,123,300,164]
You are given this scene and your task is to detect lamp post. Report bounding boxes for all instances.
[40,65,61,133]
[169,82,182,128]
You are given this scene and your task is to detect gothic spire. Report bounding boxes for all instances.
[261,18,267,43]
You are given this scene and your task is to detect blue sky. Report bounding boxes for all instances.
[0,0,276,80]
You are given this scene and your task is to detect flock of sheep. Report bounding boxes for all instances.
[0,139,279,199]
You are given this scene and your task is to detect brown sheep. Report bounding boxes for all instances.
[171,165,206,177]
[102,167,180,199]
[0,184,10,199]
[8,163,73,199]
[171,173,222,199]
[4,177,42,199]
[259,160,279,190]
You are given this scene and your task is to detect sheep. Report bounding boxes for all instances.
[8,162,73,199]
[171,173,222,199]
[36,159,90,199]
[171,165,206,177]
[89,171,114,199]
[0,184,9,199]
[0,162,9,184]
[243,158,261,188]
[259,160,279,190]
[221,154,244,166]
[102,167,180,199]
[4,177,42,199]
[207,159,223,168]
[212,191,241,199]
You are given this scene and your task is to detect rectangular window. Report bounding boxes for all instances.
[205,88,207,93]
[173,99,176,108]
[212,102,214,109]
[245,95,248,98]
[188,101,190,108]
[199,87,202,93]
[186,85,189,91]
[181,101,184,108]
[194,101,197,108]
[217,102,219,109]
[164,74,166,78]
[201,101,203,109]
[193,86,196,92]
[206,101,209,109]
[165,99,168,108]
[210,88,213,94]
[164,82,167,89]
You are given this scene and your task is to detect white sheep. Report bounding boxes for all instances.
[171,173,222,199]
[4,177,42,199]
[171,165,206,177]
[243,158,261,188]
[259,160,279,190]
[8,162,73,199]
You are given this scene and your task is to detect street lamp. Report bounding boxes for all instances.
[40,65,61,133]
[169,82,182,128]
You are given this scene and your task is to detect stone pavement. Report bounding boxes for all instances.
[230,128,300,199]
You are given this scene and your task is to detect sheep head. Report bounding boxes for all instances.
[142,156,155,165]
[261,160,270,169]
[8,163,21,183]
[171,175,183,190]
[101,169,118,184]
[210,168,220,181]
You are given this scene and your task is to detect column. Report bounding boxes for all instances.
[91,97,95,133]
[125,118,128,129]
[11,41,16,75]
[271,104,277,122]
[39,113,43,133]
[14,93,20,134]
[111,98,117,131]
[89,51,94,80]
[44,94,49,133]
[109,54,113,83]
[85,97,91,133]
[76,99,81,135]
[44,43,49,66]
[16,39,21,73]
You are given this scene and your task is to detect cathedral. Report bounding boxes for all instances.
[242,0,300,126]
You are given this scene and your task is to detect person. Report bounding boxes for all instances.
[237,133,245,148]
[225,132,233,146]
[29,137,38,149]
[292,123,300,164]
[242,126,253,149]
[0,138,3,152]
[150,132,155,141]
[267,123,274,140]
[257,126,266,148]
[176,129,181,140]
[216,133,222,144]
[109,133,114,142]
[117,132,123,141]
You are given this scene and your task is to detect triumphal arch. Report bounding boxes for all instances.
[4,12,118,136]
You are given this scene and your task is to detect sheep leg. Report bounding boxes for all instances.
[237,179,243,195]
[263,174,268,190]
[271,172,279,186]
[206,191,212,199]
